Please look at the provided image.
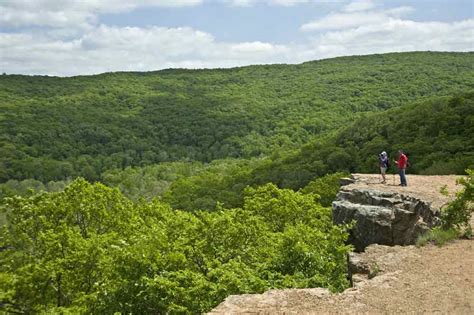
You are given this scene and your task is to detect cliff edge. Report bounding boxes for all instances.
[210,174,474,314]
[333,174,447,251]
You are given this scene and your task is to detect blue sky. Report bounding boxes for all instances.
[1,0,473,76]
[100,2,338,43]
[101,1,473,43]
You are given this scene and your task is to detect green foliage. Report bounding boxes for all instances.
[368,263,381,279]
[50,90,472,212]
[1,52,473,183]
[440,169,474,233]
[0,179,351,313]
[0,178,71,200]
[162,159,262,211]
[417,169,474,247]
[300,172,348,206]
[0,179,137,313]
[252,93,474,189]
[101,161,205,201]
[439,184,449,196]
[415,227,460,247]
[1,51,473,313]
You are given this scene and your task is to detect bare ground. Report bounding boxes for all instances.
[349,173,463,209]
[210,174,474,314]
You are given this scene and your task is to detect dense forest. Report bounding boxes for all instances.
[1,52,473,182]
[1,52,474,313]
[251,92,474,190]
[2,93,472,212]
[0,177,351,313]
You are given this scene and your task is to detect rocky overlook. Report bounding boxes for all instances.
[210,174,473,314]
[333,174,444,251]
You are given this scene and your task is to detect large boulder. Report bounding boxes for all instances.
[333,188,440,251]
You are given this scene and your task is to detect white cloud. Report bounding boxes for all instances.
[0,0,315,29]
[308,19,474,57]
[2,16,472,77]
[301,4,415,31]
[343,0,375,12]
[0,1,473,76]
[385,6,415,17]
[225,0,255,6]
[0,0,203,28]
[267,0,311,6]
[231,41,278,53]
[298,3,473,59]
[0,25,292,76]
[301,11,388,31]
[226,0,311,7]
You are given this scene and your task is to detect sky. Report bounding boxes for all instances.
[1,0,473,76]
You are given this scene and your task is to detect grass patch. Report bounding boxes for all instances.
[416,228,460,247]
[368,263,381,279]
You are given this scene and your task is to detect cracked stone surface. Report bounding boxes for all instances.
[333,187,440,251]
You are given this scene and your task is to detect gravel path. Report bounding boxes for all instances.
[210,174,474,314]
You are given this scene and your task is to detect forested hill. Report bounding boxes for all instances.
[1,51,474,182]
[249,93,474,191]
[99,93,473,212]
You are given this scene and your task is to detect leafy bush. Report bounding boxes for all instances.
[0,179,351,314]
[440,169,474,235]
[300,172,348,206]
[417,169,474,247]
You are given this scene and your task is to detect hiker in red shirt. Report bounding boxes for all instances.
[394,150,408,186]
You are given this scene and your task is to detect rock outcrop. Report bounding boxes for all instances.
[210,175,469,314]
[333,188,440,251]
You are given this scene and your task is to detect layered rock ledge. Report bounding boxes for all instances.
[333,187,440,251]
[210,175,470,314]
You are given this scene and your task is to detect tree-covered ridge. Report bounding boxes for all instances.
[2,93,472,212]
[251,92,474,190]
[146,93,473,211]
[1,52,473,182]
[105,92,474,210]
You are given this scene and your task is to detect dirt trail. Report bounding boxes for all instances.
[210,174,474,314]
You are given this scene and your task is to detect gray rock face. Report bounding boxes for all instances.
[333,188,440,251]
[340,177,356,186]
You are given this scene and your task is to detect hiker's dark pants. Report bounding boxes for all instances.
[399,168,407,186]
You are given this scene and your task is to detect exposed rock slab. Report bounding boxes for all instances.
[209,175,471,314]
[349,174,461,209]
[209,241,474,314]
[208,288,331,315]
[333,188,440,251]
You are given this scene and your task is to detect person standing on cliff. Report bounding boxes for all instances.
[394,150,408,186]
[379,151,389,183]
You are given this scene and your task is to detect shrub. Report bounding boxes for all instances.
[300,172,348,207]
[0,179,352,313]
[416,169,473,247]
[440,169,473,236]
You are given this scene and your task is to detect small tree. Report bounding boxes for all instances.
[441,169,474,236]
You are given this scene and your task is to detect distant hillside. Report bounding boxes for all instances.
[251,93,474,190]
[72,93,474,212]
[1,51,473,182]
